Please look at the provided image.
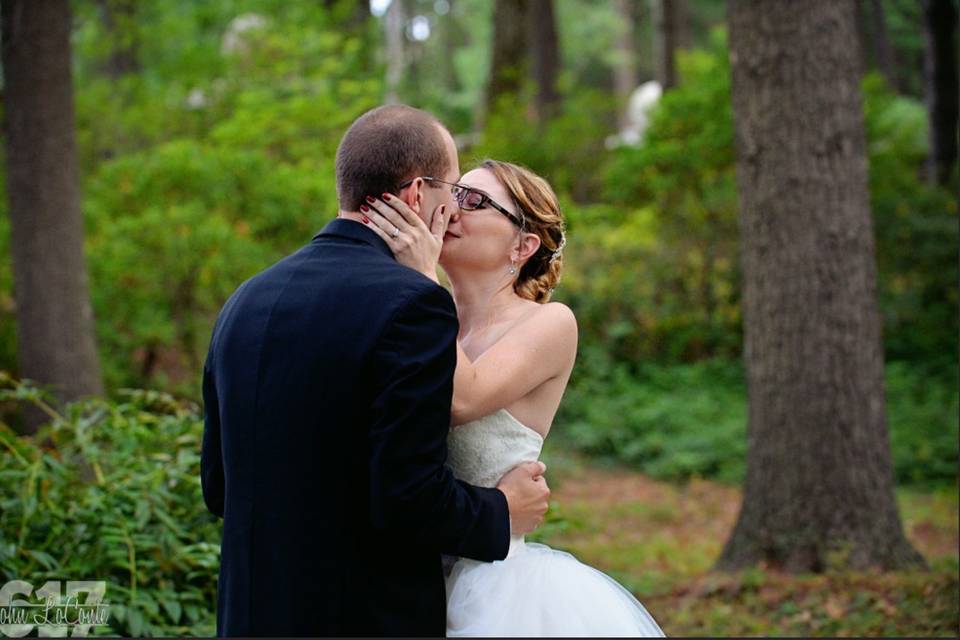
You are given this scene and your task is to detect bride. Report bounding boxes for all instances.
[361,159,666,637]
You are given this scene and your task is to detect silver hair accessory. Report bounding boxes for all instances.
[549,232,567,264]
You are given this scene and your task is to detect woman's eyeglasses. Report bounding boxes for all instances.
[397,176,524,228]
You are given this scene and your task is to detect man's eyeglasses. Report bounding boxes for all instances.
[397,176,524,228]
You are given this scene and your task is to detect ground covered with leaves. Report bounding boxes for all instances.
[531,456,959,637]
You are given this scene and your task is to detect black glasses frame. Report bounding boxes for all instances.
[397,176,524,228]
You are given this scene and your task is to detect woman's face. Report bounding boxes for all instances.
[439,168,522,272]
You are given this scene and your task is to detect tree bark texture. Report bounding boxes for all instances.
[921,0,959,186]
[654,0,690,90]
[2,0,104,432]
[527,0,560,123]
[487,0,529,112]
[717,0,926,573]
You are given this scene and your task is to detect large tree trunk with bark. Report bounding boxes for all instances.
[96,0,139,79]
[653,0,690,91]
[717,0,926,573]
[613,0,639,130]
[921,0,959,186]
[527,0,560,124]
[383,0,406,103]
[1,0,104,432]
[487,0,529,114]
[866,0,897,88]
[323,0,370,30]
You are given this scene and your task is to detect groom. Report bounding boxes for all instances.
[201,104,551,636]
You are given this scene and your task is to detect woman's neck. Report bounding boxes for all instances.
[446,267,520,339]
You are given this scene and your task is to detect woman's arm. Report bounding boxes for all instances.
[451,302,577,426]
[362,195,578,425]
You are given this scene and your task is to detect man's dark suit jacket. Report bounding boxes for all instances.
[200,218,510,636]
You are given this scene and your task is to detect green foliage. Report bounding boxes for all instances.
[0,376,220,636]
[565,30,741,363]
[469,87,618,201]
[861,73,959,365]
[559,29,957,367]
[885,360,960,487]
[84,142,279,389]
[555,356,959,489]
[556,352,748,483]
[67,2,382,390]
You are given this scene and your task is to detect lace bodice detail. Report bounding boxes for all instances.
[443,414,667,637]
[446,409,544,558]
[446,409,544,488]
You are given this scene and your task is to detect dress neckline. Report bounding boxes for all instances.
[499,409,545,443]
[452,408,545,444]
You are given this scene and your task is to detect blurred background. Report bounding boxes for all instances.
[0,0,956,636]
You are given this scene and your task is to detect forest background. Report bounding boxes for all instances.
[0,0,956,636]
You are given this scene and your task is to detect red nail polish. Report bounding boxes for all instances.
[365,195,375,203]
[381,193,392,201]
[360,204,369,212]
[361,215,370,223]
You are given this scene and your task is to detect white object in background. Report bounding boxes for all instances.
[221,13,268,56]
[606,80,663,149]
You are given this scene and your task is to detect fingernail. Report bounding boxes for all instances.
[439,205,446,215]
[361,215,370,223]
[360,204,369,212]
[381,193,392,201]
[365,195,375,203]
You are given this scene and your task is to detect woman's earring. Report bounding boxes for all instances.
[509,259,517,275]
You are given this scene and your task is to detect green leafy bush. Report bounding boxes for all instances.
[862,73,959,365]
[588,29,957,366]
[0,376,220,636]
[555,356,959,489]
[469,87,618,201]
[71,4,381,391]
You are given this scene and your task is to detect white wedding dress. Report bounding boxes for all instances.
[444,409,667,637]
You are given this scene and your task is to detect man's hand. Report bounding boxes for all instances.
[496,461,550,535]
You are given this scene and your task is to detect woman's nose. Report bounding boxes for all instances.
[450,209,462,222]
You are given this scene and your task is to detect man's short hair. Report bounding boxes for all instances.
[335,105,451,212]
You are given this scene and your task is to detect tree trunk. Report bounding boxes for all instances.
[96,0,139,79]
[717,0,926,573]
[487,0,529,114]
[853,0,869,75]
[1,0,104,432]
[527,0,560,124]
[613,0,639,130]
[867,0,897,89]
[654,0,689,91]
[323,0,370,30]
[383,0,406,104]
[921,0,959,186]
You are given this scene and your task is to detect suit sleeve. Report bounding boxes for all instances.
[368,282,511,561]
[201,354,225,518]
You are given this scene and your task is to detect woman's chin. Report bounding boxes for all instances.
[439,246,458,267]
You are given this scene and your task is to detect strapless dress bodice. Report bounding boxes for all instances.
[446,409,544,557]
[442,410,667,636]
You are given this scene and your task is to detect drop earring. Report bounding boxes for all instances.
[509,259,517,275]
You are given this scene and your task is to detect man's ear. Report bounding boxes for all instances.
[399,177,424,214]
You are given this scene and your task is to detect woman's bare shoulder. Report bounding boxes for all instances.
[512,300,578,347]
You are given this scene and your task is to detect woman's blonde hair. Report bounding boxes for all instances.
[479,159,566,303]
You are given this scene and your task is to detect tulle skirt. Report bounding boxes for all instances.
[445,541,666,637]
